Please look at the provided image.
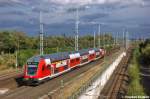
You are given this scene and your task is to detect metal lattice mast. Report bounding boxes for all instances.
[98,23,101,48]
[75,35,76,50]
[113,33,116,45]
[75,7,79,51]
[116,32,118,45]
[104,32,106,48]
[123,28,125,49]
[126,30,129,50]
[94,31,96,48]
[40,11,44,56]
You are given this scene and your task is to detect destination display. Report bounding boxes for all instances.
[27,62,38,65]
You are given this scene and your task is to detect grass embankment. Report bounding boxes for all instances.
[127,48,145,96]
[0,54,16,70]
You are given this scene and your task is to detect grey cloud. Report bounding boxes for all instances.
[66,6,90,13]
[0,0,26,7]
[0,11,27,16]
[81,13,109,21]
[139,23,150,27]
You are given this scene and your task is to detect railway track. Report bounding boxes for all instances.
[0,47,120,99]
[0,69,24,96]
[0,70,23,81]
[1,60,104,99]
[99,48,132,99]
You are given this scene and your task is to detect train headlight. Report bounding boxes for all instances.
[24,78,29,80]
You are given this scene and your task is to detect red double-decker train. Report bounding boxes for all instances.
[23,48,106,85]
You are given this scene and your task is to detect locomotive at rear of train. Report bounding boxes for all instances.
[23,48,106,85]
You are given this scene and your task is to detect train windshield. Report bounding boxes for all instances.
[27,62,38,76]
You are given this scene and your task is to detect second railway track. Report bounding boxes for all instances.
[0,70,23,81]
[0,69,23,93]
[99,47,132,99]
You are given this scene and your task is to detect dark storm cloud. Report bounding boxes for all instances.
[0,0,150,37]
[139,23,150,28]
[143,0,150,2]
[32,8,50,13]
[90,2,125,11]
[0,11,27,16]
[66,6,89,13]
[81,13,109,21]
[107,19,123,23]
[46,22,74,29]
[0,1,26,7]
[0,20,33,28]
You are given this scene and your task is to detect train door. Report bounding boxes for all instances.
[51,65,54,75]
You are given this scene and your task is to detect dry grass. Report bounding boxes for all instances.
[50,62,104,99]
[0,54,16,71]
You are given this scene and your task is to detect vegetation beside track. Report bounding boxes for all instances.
[0,54,16,70]
[0,31,117,70]
[127,48,146,96]
[139,39,150,68]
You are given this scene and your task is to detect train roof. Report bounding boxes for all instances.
[27,55,41,62]
[27,48,101,63]
[44,52,70,62]
[27,51,72,63]
[92,48,100,52]
[77,49,89,56]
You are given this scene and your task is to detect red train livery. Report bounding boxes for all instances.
[24,48,106,85]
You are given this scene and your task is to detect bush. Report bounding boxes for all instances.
[128,79,145,96]
[0,54,15,70]
[127,48,146,96]
[139,39,150,67]
[18,49,38,67]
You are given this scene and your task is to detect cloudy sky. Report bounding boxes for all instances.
[0,0,150,38]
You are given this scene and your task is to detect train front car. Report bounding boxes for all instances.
[24,56,48,85]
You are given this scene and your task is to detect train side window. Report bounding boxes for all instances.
[47,65,51,69]
[71,59,74,63]
[76,58,79,61]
